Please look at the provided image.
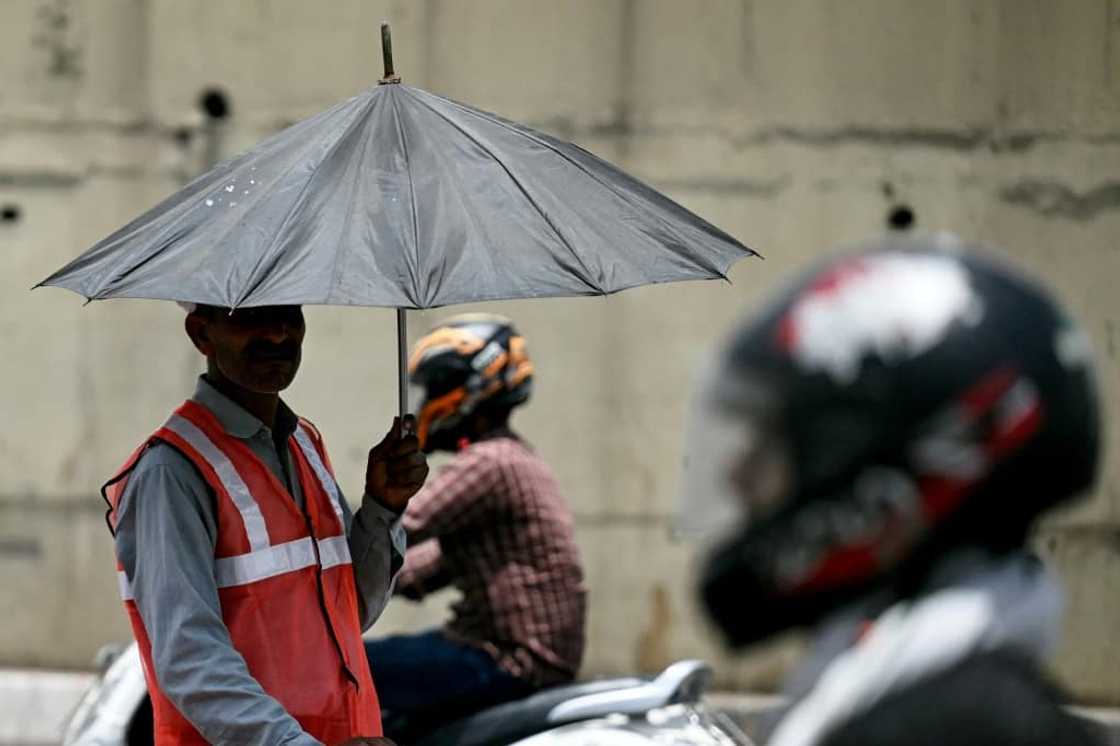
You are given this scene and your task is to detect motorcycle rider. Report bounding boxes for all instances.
[365,313,587,742]
[683,235,1105,745]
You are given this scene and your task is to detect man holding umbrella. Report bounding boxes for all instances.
[103,302,427,745]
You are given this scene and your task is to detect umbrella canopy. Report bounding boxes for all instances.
[38,24,756,415]
[38,84,753,310]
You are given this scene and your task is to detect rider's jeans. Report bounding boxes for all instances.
[365,629,534,740]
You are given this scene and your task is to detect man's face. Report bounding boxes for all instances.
[186,305,305,393]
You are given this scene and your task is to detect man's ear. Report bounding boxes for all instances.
[184,312,213,357]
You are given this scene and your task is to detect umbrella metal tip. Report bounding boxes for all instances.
[379,21,401,84]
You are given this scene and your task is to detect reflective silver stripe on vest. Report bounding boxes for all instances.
[164,414,270,553]
[118,570,134,601]
[212,536,351,589]
[293,425,347,530]
[118,538,351,600]
[214,537,317,588]
[316,535,352,570]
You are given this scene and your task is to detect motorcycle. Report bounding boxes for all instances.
[63,642,752,745]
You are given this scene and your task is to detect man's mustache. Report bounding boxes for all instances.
[246,341,300,360]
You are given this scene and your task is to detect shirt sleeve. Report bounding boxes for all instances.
[343,488,407,631]
[395,538,451,600]
[114,445,321,746]
[401,447,501,544]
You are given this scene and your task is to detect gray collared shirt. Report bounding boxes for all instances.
[114,377,406,745]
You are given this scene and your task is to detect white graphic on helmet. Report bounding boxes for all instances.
[778,253,984,383]
[1054,324,1093,370]
[472,341,503,371]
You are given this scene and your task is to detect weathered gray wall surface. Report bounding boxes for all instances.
[1,0,1118,703]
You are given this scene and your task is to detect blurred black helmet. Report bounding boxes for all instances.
[409,313,533,449]
[686,235,1100,648]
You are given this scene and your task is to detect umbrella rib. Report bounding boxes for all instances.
[407,91,605,296]
[323,122,370,307]
[230,94,382,309]
[389,89,422,306]
[421,90,751,278]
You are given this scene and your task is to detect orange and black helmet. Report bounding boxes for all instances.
[409,314,533,448]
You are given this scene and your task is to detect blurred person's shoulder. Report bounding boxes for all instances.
[823,651,1104,746]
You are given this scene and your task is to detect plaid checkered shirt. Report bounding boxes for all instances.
[396,436,587,686]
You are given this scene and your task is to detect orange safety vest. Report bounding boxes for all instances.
[104,399,381,744]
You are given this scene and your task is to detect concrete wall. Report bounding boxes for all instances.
[1,0,1118,703]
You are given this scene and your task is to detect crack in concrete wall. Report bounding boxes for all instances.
[0,116,156,132]
[544,120,1120,153]
[0,496,105,511]
[1000,180,1120,220]
[1037,523,1120,546]
[735,126,1120,152]
[651,175,790,197]
[0,163,167,187]
[4,112,1120,156]
[747,125,1006,150]
[571,512,671,528]
[0,171,82,187]
[0,536,43,559]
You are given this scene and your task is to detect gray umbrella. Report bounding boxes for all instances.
[38,24,755,413]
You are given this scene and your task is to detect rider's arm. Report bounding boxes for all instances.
[114,445,320,746]
[343,492,407,630]
[395,538,451,600]
[401,446,501,543]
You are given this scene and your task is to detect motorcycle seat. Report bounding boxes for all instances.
[415,660,711,746]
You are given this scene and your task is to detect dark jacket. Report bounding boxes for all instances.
[824,652,1103,746]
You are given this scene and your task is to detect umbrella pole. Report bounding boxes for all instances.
[397,308,408,419]
[384,21,407,421]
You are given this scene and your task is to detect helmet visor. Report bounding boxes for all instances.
[675,359,792,539]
